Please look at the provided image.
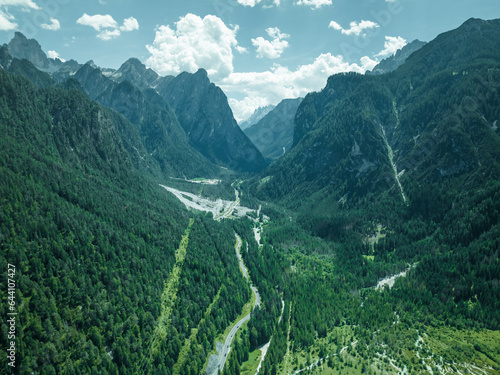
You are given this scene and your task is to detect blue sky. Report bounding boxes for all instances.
[1,0,500,121]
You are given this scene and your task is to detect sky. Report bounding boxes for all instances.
[1,0,500,122]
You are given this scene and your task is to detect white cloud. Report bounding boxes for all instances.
[120,16,139,32]
[41,18,60,30]
[328,21,342,31]
[142,13,385,123]
[76,13,117,31]
[375,35,407,58]
[220,53,373,122]
[76,14,139,40]
[229,96,272,123]
[237,0,262,6]
[360,56,378,71]
[236,45,248,54]
[0,11,16,30]
[47,50,65,62]
[0,0,40,31]
[251,27,289,59]
[296,0,332,9]
[237,0,280,7]
[146,13,243,81]
[0,0,40,9]
[329,20,379,36]
[98,28,121,40]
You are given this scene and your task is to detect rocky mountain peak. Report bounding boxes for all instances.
[84,60,98,69]
[239,105,276,130]
[156,68,267,172]
[113,57,159,89]
[7,32,50,70]
[123,57,143,66]
[194,68,208,78]
[367,39,427,75]
[0,45,12,70]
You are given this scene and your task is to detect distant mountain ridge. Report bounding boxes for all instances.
[256,18,500,210]
[111,57,161,89]
[2,32,266,174]
[244,98,302,161]
[367,39,427,75]
[239,105,275,130]
[7,31,56,71]
[157,68,268,172]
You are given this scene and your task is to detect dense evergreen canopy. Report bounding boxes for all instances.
[0,17,499,375]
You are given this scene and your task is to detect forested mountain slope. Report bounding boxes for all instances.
[7,31,60,72]
[366,39,426,75]
[0,17,499,375]
[256,18,500,212]
[243,18,500,374]
[244,98,302,161]
[73,61,220,178]
[0,69,255,374]
[157,68,268,173]
[4,32,266,175]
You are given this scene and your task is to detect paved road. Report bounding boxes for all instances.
[213,234,260,374]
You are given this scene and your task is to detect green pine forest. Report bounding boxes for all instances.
[1,18,500,375]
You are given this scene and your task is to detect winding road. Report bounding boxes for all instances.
[212,234,261,374]
[161,184,266,374]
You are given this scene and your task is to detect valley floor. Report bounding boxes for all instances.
[161,182,500,375]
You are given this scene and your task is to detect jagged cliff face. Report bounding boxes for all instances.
[0,45,54,87]
[0,46,12,69]
[256,18,500,208]
[3,32,267,174]
[74,63,116,99]
[71,62,220,177]
[6,32,82,81]
[75,61,267,173]
[239,105,275,130]
[244,98,302,161]
[7,32,51,69]
[111,58,160,89]
[367,40,427,76]
[157,69,268,172]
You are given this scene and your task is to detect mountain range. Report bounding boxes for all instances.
[244,98,302,161]
[238,105,276,131]
[1,17,499,375]
[367,39,427,75]
[256,18,500,212]
[3,31,267,174]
